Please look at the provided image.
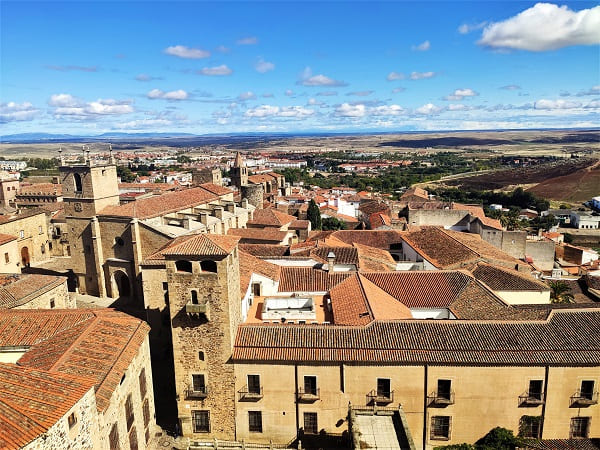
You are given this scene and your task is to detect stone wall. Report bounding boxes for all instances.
[0,212,50,266]
[525,240,556,271]
[242,184,264,209]
[13,278,72,309]
[0,238,19,273]
[407,209,468,228]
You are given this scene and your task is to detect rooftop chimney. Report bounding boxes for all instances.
[327,251,336,272]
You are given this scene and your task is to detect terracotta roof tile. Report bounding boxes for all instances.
[162,233,240,257]
[472,263,550,291]
[278,267,351,292]
[239,244,290,257]
[0,274,66,309]
[331,230,403,250]
[228,228,288,243]
[310,246,359,266]
[249,209,296,227]
[17,183,62,196]
[0,234,16,246]
[239,251,281,295]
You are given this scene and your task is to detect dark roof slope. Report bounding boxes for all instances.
[472,263,550,291]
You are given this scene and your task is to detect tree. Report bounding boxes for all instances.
[116,165,135,182]
[549,280,574,304]
[475,427,523,449]
[307,199,322,230]
[322,217,347,231]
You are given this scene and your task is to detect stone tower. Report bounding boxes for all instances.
[59,149,120,296]
[165,234,242,439]
[192,168,222,187]
[230,152,248,189]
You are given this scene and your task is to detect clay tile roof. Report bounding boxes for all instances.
[233,309,600,364]
[0,234,16,246]
[227,228,288,243]
[162,233,240,257]
[250,208,296,227]
[400,187,429,200]
[369,212,391,229]
[331,230,403,250]
[0,209,46,225]
[472,263,550,291]
[289,219,310,230]
[99,186,220,219]
[354,243,396,272]
[17,183,62,196]
[198,182,233,196]
[0,274,66,309]
[310,246,359,266]
[0,309,149,412]
[358,200,390,216]
[248,174,276,184]
[0,363,95,449]
[278,267,351,292]
[401,227,479,268]
[239,244,290,257]
[524,439,600,450]
[239,251,281,295]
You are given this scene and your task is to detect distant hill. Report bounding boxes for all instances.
[0,132,199,143]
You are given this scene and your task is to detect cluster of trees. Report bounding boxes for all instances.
[434,427,527,450]
[432,187,550,213]
[306,199,347,231]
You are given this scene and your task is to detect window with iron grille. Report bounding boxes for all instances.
[248,374,261,394]
[192,374,206,392]
[139,369,147,400]
[129,426,138,450]
[125,394,134,431]
[519,416,541,438]
[570,417,590,438]
[192,410,210,433]
[304,412,318,434]
[143,399,150,429]
[109,423,119,449]
[430,416,451,440]
[249,411,263,432]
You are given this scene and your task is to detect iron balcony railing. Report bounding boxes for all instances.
[296,388,320,402]
[570,390,598,407]
[519,391,545,407]
[238,386,264,401]
[366,389,394,405]
[186,386,208,399]
[428,390,455,407]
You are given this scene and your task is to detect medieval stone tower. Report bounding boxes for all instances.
[230,152,248,189]
[165,234,243,439]
[59,150,119,296]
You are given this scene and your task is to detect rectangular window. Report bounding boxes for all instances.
[125,394,134,431]
[50,299,55,309]
[377,378,391,399]
[431,416,451,440]
[248,374,261,394]
[519,416,541,439]
[192,410,210,433]
[129,426,138,450]
[252,282,261,296]
[143,399,150,429]
[67,412,77,428]
[529,380,543,400]
[304,376,317,395]
[248,411,263,432]
[19,230,24,239]
[192,374,206,393]
[139,368,147,400]
[4,253,9,264]
[304,412,318,434]
[438,379,452,400]
[581,380,595,400]
[38,226,43,234]
[570,417,590,438]
[109,423,119,449]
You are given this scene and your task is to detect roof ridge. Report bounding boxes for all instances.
[48,314,98,372]
[438,228,483,259]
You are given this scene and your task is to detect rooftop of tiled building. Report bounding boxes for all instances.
[249,208,296,227]
[472,263,549,291]
[0,274,66,309]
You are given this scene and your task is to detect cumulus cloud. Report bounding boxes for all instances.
[415,103,442,115]
[347,91,374,97]
[334,103,366,117]
[0,102,39,123]
[446,104,477,111]
[237,91,256,101]
[534,99,582,109]
[297,67,347,87]
[164,45,210,59]
[114,118,173,129]
[245,104,314,118]
[198,65,233,76]
[237,36,258,45]
[412,40,431,51]
[255,58,275,73]
[478,3,600,51]
[147,89,189,101]
[458,22,487,34]
[410,71,437,80]
[45,65,99,72]
[370,105,404,116]
[48,93,134,118]
[577,85,600,96]
[135,74,162,82]
[500,84,521,90]
[444,88,479,101]
[386,71,405,81]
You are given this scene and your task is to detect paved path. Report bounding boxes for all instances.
[354,414,401,450]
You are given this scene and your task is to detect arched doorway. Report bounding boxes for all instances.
[21,247,30,267]
[113,270,131,298]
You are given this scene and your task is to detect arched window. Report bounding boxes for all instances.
[200,260,217,273]
[191,290,198,304]
[73,173,83,193]
[175,260,193,273]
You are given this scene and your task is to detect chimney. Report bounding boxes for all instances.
[214,206,224,219]
[327,251,336,272]
[182,217,192,229]
[225,202,236,213]
[199,212,209,225]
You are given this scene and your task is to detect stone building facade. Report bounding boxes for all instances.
[0,234,19,273]
[193,168,223,187]
[0,209,50,267]
[0,273,72,309]
[0,176,19,209]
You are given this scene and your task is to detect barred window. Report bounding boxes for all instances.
[519,416,541,439]
[570,417,590,438]
[304,412,318,434]
[125,394,134,431]
[139,368,147,400]
[192,410,210,433]
[129,426,138,450]
[109,423,119,449]
[143,399,150,429]
[249,411,263,432]
[431,416,451,440]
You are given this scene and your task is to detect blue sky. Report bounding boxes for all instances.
[1,1,599,134]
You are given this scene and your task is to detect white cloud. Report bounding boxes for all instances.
[444,88,479,101]
[86,99,134,114]
[534,99,582,109]
[347,91,374,97]
[412,40,431,51]
[370,105,404,116]
[410,71,437,80]
[298,67,347,87]
[135,74,162,82]
[386,71,405,81]
[147,89,189,101]
[237,36,258,45]
[577,85,600,96]
[458,21,487,34]
[500,84,521,90]
[255,58,275,73]
[0,101,39,123]
[415,103,442,115]
[446,104,475,111]
[237,91,256,101]
[48,94,134,118]
[114,118,173,129]
[198,65,233,76]
[278,106,314,118]
[48,93,81,107]
[478,3,600,51]
[164,45,210,59]
[334,103,366,117]
[216,45,230,53]
[244,104,314,118]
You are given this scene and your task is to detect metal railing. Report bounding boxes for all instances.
[427,390,455,407]
[518,391,545,407]
[186,303,208,314]
[238,386,264,401]
[570,390,598,407]
[296,388,320,402]
[366,389,394,405]
[186,386,209,399]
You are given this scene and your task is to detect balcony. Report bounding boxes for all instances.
[186,386,208,399]
[428,391,455,407]
[296,388,320,402]
[238,386,263,401]
[186,302,208,315]
[570,390,599,407]
[519,391,545,407]
[366,390,394,405]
